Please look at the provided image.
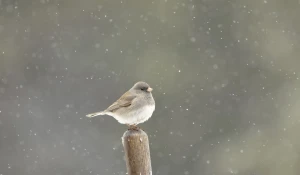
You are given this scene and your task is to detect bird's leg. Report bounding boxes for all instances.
[127,124,139,131]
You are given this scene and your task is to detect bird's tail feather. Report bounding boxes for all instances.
[86,111,106,118]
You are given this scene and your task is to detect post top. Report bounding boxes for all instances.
[122,128,147,138]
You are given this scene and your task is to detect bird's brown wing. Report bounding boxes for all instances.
[105,91,136,112]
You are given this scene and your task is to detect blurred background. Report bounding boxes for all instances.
[1,0,300,174]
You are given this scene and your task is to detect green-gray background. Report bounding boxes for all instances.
[1,0,300,174]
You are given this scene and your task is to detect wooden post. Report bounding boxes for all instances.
[122,128,152,175]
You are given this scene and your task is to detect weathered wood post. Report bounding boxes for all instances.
[122,128,152,175]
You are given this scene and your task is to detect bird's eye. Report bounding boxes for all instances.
[141,87,146,91]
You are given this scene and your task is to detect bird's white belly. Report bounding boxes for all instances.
[113,105,155,125]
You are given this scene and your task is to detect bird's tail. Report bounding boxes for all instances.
[86,111,106,118]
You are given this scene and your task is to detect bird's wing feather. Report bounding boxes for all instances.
[105,91,136,112]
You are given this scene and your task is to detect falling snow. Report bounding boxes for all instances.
[0,1,298,175]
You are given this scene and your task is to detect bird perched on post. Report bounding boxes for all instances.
[86,81,155,130]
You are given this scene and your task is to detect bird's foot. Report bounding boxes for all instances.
[127,124,140,131]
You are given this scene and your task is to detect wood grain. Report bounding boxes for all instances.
[122,129,152,175]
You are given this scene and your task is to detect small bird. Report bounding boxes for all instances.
[86,81,155,130]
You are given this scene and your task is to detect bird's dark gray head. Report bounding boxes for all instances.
[131,81,153,93]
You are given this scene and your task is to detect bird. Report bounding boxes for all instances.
[86,81,155,130]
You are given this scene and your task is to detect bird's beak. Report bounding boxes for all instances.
[147,87,153,92]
